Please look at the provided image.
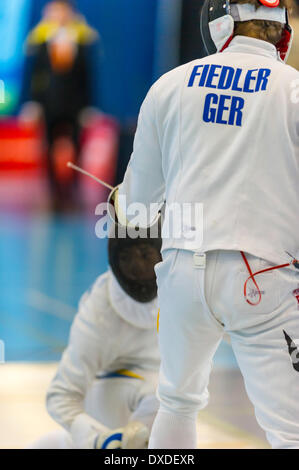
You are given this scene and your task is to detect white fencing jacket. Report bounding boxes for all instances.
[119,36,299,265]
[46,271,159,447]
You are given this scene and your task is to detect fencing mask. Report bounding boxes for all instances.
[108,217,162,303]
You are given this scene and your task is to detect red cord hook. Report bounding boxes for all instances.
[241,251,298,306]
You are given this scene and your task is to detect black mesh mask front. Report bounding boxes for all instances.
[108,221,162,303]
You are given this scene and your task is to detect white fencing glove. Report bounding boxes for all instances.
[95,421,150,450]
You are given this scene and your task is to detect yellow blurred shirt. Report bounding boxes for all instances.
[27,17,98,46]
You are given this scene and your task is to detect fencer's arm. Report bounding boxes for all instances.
[118,85,165,223]
[46,282,116,448]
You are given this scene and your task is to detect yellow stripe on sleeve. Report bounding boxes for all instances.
[116,369,144,380]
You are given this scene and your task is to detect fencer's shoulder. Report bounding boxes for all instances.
[148,61,199,108]
[156,61,196,81]
[78,272,114,323]
[79,271,129,331]
[281,62,299,79]
[273,61,299,96]
[152,61,199,94]
[90,271,110,295]
[265,55,298,74]
[80,271,109,304]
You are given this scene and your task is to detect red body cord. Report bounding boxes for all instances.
[240,251,292,306]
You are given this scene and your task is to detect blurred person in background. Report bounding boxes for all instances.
[26,0,98,211]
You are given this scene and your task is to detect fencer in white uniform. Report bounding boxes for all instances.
[29,222,161,449]
[117,0,299,449]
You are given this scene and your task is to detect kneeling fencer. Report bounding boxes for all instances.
[29,220,162,449]
[117,0,299,449]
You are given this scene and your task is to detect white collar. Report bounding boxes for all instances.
[108,270,158,330]
[224,35,279,61]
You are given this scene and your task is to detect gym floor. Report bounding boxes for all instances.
[0,196,269,449]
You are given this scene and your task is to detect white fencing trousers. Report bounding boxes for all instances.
[149,249,299,449]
